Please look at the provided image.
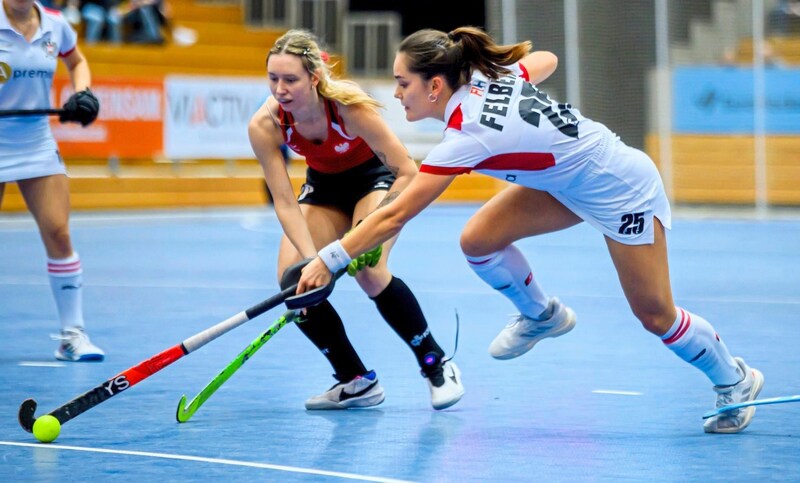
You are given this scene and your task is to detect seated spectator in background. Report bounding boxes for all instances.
[59,0,82,25]
[123,0,165,44]
[121,0,197,46]
[58,0,195,46]
[154,0,197,46]
[77,0,123,44]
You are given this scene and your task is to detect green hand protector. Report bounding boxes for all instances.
[346,243,383,276]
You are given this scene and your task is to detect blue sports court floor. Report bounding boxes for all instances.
[1,204,799,482]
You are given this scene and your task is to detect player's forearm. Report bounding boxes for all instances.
[345,211,402,257]
[379,155,416,209]
[318,208,403,273]
[272,199,317,258]
[383,173,412,204]
[69,58,92,92]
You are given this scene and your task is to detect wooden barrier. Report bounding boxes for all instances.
[646,134,800,205]
[3,174,267,211]
[1,159,505,212]
[736,37,800,64]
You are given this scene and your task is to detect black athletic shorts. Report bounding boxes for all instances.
[297,156,395,215]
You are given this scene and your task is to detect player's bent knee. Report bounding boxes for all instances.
[460,232,500,258]
[354,265,387,282]
[460,231,483,257]
[632,308,674,336]
[354,267,391,296]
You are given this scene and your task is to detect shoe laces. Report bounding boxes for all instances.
[712,387,742,418]
[51,327,87,343]
[507,313,555,337]
[715,390,733,409]
[504,313,523,328]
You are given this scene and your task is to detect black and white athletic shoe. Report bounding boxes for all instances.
[424,360,465,410]
[305,370,385,410]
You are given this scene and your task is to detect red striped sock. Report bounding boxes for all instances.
[662,307,741,386]
[47,252,85,330]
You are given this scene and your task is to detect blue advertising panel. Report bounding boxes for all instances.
[673,66,800,134]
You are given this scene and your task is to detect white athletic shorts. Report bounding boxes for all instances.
[551,138,672,245]
[0,148,66,183]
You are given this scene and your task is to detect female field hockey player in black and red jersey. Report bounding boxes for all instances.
[248,29,464,410]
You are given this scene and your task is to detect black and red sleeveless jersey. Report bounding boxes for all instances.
[278,99,376,174]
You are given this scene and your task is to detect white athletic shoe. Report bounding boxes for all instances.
[424,360,465,410]
[305,370,385,410]
[489,298,577,360]
[703,357,764,434]
[53,327,105,362]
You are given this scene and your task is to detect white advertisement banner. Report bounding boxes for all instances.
[165,76,271,159]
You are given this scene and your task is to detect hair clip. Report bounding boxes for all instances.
[302,48,311,56]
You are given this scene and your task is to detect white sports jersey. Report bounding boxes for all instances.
[421,63,615,191]
[0,2,76,182]
[421,63,671,245]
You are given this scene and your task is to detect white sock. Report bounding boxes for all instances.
[661,307,741,386]
[47,252,85,331]
[465,245,550,319]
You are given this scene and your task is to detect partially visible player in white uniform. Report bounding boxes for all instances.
[1,0,103,361]
[297,26,763,433]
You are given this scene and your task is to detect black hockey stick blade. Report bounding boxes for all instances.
[18,399,37,433]
[284,269,344,310]
[285,283,334,309]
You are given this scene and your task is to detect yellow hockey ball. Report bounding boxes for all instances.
[33,415,61,443]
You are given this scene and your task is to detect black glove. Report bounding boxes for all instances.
[60,89,100,126]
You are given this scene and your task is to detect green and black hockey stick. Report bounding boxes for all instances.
[176,310,301,422]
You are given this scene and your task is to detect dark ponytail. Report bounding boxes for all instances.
[398,26,531,90]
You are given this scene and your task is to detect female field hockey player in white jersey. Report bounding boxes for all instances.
[248,29,463,410]
[298,26,763,433]
[0,0,103,361]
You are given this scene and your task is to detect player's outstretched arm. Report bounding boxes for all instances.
[297,172,457,293]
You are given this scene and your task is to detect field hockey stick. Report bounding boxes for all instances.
[18,279,336,433]
[702,394,800,419]
[176,310,300,422]
[0,108,63,117]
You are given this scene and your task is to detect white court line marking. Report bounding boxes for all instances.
[18,362,65,368]
[0,441,413,483]
[592,390,643,396]
[0,210,279,232]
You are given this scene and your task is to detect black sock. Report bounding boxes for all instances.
[295,300,367,381]
[371,277,444,375]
